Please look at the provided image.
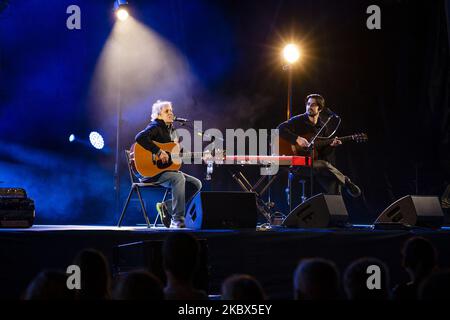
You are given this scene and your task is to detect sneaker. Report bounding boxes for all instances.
[344,177,362,198]
[156,202,171,228]
[170,219,186,229]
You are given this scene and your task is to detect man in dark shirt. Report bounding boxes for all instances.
[135,100,202,228]
[277,94,361,197]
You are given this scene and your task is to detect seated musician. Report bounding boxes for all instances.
[277,94,361,197]
[135,100,202,229]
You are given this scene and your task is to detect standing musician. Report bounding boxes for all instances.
[277,94,361,197]
[135,100,202,229]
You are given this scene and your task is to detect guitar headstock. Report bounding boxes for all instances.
[351,133,368,143]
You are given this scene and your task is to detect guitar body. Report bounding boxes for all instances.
[273,133,368,158]
[275,136,298,156]
[132,141,182,178]
[274,134,315,157]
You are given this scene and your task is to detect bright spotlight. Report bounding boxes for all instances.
[69,134,75,142]
[283,44,301,64]
[89,131,105,150]
[114,0,129,21]
[116,8,129,21]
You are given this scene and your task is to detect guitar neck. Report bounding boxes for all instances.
[315,135,355,147]
[179,152,207,159]
[335,135,356,142]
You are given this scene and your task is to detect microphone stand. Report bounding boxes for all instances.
[305,115,336,197]
[175,122,224,181]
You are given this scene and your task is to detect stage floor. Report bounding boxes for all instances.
[2,224,450,299]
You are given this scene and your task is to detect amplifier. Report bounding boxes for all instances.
[0,188,35,228]
[0,187,27,199]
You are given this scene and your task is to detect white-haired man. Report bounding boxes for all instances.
[135,100,202,229]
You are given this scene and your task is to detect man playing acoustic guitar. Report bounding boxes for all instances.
[135,100,202,229]
[277,94,361,198]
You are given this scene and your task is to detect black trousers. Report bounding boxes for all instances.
[295,160,346,195]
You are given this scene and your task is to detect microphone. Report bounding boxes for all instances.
[174,116,190,123]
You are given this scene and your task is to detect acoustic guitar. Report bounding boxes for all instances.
[274,133,368,157]
[131,141,223,178]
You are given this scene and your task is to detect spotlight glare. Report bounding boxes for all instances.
[114,0,129,21]
[89,131,105,150]
[69,134,75,142]
[283,44,301,64]
[116,8,129,21]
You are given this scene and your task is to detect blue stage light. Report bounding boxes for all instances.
[89,131,105,150]
[114,0,129,21]
[69,134,75,142]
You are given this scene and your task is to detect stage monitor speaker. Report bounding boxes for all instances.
[186,191,258,229]
[282,193,348,228]
[0,187,35,228]
[374,195,444,228]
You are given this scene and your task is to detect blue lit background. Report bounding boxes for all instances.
[0,0,235,224]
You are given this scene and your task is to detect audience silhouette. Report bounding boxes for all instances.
[344,257,390,300]
[23,270,74,300]
[221,274,266,300]
[18,235,450,301]
[393,236,438,300]
[162,233,207,300]
[113,270,164,300]
[73,248,111,300]
[293,258,340,300]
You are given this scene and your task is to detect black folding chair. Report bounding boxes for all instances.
[117,149,170,228]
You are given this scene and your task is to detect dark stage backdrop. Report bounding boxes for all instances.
[0,0,449,224]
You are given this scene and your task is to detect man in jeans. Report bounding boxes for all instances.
[135,100,202,228]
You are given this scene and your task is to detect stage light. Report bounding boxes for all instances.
[114,0,129,21]
[283,44,301,65]
[282,43,302,120]
[69,134,75,142]
[116,8,129,21]
[89,131,105,150]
